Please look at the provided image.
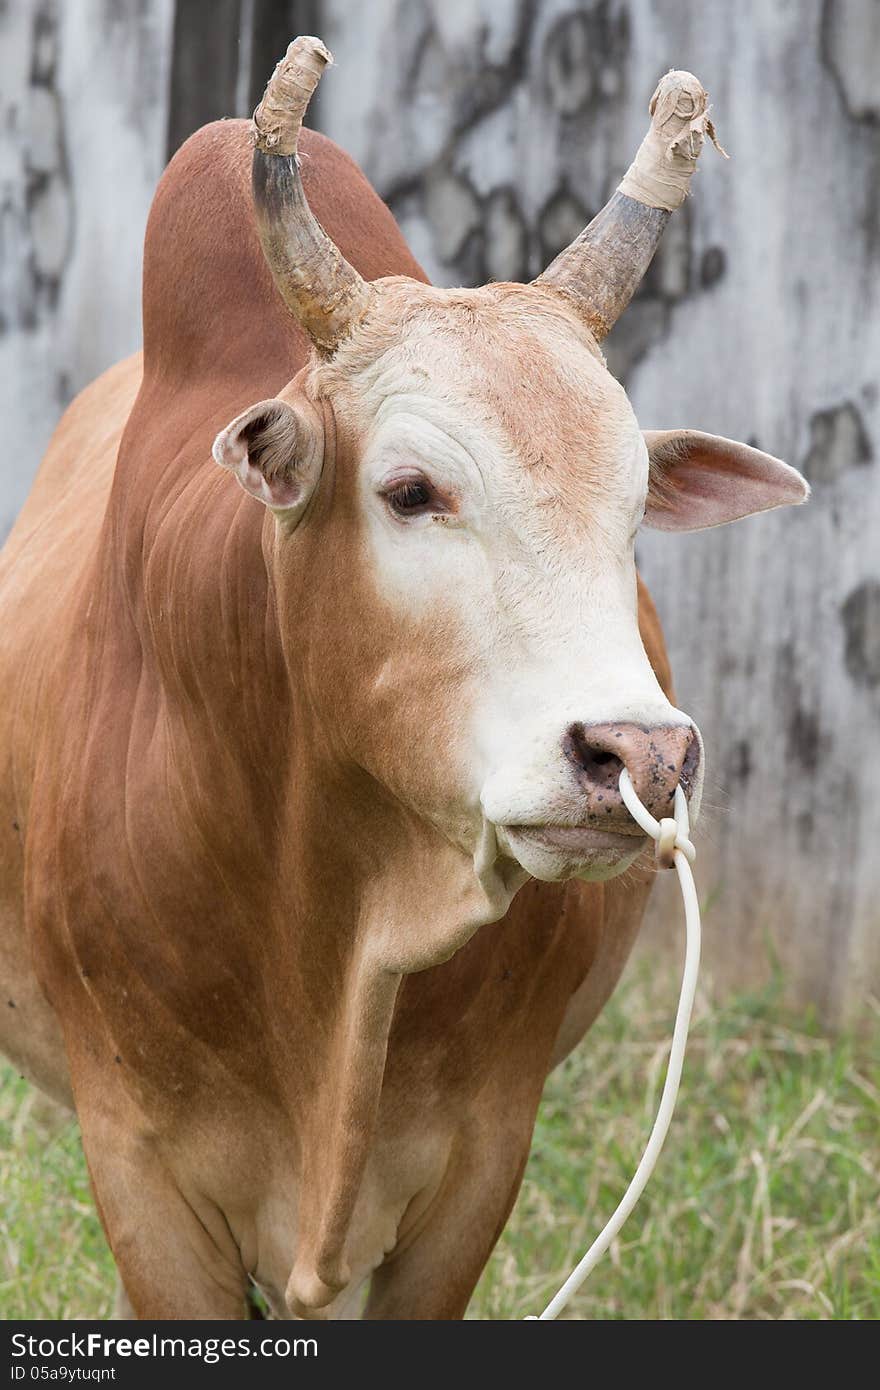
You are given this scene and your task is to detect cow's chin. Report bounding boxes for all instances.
[496,824,648,884]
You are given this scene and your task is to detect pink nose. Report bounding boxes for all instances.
[563,722,699,824]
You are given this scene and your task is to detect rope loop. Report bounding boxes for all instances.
[655,817,678,869]
[527,767,701,1320]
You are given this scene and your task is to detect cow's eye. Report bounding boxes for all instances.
[383,476,437,517]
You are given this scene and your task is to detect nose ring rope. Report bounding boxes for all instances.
[527,769,701,1320]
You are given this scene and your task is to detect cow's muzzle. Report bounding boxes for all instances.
[563,721,700,827]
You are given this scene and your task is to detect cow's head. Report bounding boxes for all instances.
[214,39,808,905]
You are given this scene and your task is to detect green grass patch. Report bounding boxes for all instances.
[2,966,878,1320]
[0,1082,114,1319]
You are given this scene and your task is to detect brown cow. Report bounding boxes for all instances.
[0,40,807,1318]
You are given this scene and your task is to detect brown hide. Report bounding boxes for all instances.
[1,121,673,1318]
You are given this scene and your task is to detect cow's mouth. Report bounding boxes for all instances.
[497,822,648,883]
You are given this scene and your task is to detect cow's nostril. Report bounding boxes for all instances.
[591,750,617,767]
[680,735,701,795]
[563,725,625,782]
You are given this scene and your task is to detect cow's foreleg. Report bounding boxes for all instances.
[363,1126,531,1320]
[75,1088,251,1320]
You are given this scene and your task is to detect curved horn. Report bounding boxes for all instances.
[252,36,373,354]
[535,70,726,342]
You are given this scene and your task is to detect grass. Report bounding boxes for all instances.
[1,965,878,1321]
[0,1085,115,1319]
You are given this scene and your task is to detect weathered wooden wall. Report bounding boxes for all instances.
[2,1,878,1023]
[0,0,314,540]
[0,0,175,536]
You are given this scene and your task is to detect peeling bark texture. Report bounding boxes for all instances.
[4,1,880,1023]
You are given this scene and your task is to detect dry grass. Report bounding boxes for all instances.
[1,965,878,1321]
[470,969,880,1319]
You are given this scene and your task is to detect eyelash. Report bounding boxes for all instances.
[382,474,448,519]
[387,479,432,512]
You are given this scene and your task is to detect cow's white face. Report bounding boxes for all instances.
[335,284,693,886]
[214,278,807,890]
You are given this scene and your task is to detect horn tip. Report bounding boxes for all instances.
[619,67,726,210]
[651,69,707,109]
[253,35,334,157]
[646,69,709,137]
[647,69,728,157]
[286,34,333,71]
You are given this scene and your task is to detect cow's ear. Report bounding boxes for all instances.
[212,398,322,521]
[643,429,809,532]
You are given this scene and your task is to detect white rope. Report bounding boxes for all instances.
[527,769,701,1320]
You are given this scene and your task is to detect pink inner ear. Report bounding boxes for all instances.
[213,427,248,470]
[643,430,810,533]
[238,459,303,508]
[212,400,305,511]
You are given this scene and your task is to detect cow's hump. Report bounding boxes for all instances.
[141,119,426,389]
